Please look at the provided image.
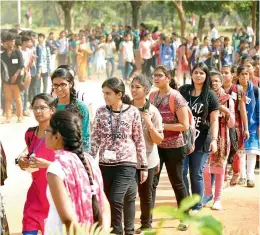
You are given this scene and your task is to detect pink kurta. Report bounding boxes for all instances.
[22,128,55,233]
[204,90,235,175]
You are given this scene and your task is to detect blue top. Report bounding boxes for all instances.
[246,81,259,134]
[160,43,175,70]
[56,99,91,152]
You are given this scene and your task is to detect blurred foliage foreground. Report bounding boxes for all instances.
[54,195,228,235]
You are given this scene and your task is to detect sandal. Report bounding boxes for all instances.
[1,119,11,124]
[230,173,240,185]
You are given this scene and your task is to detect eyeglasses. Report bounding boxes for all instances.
[52,83,69,90]
[44,129,52,134]
[153,73,164,78]
[31,106,49,112]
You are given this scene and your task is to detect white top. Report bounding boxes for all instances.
[57,38,68,55]
[198,46,210,63]
[210,28,218,41]
[139,104,163,169]
[103,42,115,58]
[124,41,134,62]
[173,39,181,51]
[44,161,75,235]
[20,48,32,68]
[246,27,254,42]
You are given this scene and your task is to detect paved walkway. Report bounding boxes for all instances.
[0,79,259,235]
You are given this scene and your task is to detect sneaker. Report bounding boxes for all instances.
[17,118,23,123]
[212,201,222,210]
[202,195,213,206]
[177,223,189,231]
[247,180,255,188]
[238,178,246,185]
[135,226,151,234]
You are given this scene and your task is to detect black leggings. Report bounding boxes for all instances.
[152,147,188,210]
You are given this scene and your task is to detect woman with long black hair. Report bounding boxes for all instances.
[179,62,219,214]
[150,65,190,231]
[90,77,148,235]
[17,93,56,235]
[51,67,90,152]
[44,110,110,234]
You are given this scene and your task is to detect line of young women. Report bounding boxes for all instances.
[16,62,259,235]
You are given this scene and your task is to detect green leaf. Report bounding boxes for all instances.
[179,194,201,212]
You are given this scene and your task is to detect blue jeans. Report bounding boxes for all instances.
[183,151,209,210]
[23,231,38,235]
[22,88,29,111]
[29,76,41,102]
[106,57,115,79]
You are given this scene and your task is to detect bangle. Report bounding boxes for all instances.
[212,137,218,141]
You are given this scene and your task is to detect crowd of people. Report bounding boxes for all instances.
[0,22,259,235]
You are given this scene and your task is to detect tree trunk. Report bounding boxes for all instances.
[252,0,257,44]
[130,1,142,27]
[57,1,75,30]
[173,1,185,38]
[124,2,127,26]
[198,15,205,41]
[54,4,64,26]
[161,14,165,29]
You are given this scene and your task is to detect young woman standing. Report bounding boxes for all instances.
[44,110,110,234]
[51,67,90,152]
[17,93,56,235]
[203,71,235,210]
[76,35,92,81]
[103,34,116,79]
[179,62,219,213]
[150,65,190,231]
[130,75,164,233]
[90,77,148,235]
[221,65,249,185]
[237,66,260,187]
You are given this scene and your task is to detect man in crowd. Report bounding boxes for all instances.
[1,32,24,123]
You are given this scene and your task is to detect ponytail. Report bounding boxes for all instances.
[122,94,132,105]
[50,111,102,227]
[169,77,178,90]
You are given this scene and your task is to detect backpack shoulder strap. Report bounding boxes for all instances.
[169,89,176,114]
[149,90,159,103]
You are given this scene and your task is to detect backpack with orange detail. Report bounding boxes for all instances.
[150,89,196,155]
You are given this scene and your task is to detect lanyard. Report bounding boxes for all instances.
[109,104,123,145]
[29,138,45,156]
[28,128,45,157]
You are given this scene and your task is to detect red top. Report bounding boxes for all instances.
[22,128,55,233]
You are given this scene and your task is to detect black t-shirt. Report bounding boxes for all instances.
[1,49,24,85]
[179,84,219,152]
